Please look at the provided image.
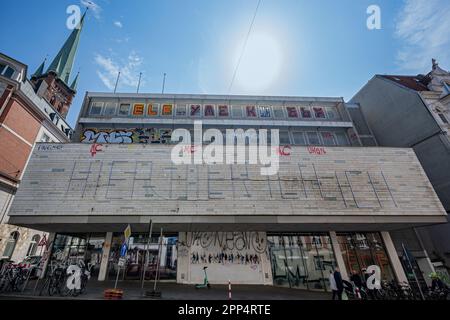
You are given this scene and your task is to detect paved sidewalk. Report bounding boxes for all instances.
[0,280,330,300]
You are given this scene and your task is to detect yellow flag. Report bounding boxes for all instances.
[124,224,132,240]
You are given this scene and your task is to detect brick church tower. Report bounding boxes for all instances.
[30,11,85,119]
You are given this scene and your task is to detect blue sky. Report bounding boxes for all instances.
[1,0,450,127]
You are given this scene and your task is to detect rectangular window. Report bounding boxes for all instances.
[3,67,14,79]
[335,132,350,146]
[133,103,145,116]
[300,107,312,118]
[161,104,174,116]
[326,106,340,120]
[231,106,243,118]
[313,107,326,119]
[204,104,215,117]
[0,64,5,74]
[103,103,117,116]
[259,106,272,118]
[286,107,299,118]
[292,132,306,145]
[175,104,187,117]
[321,132,336,146]
[218,105,230,117]
[279,131,291,145]
[307,132,321,145]
[118,103,131,116]
[190,104,202,117]
[438,113,449,124]
[147,104,159,116]
[246,105,257,118]
[90,102,103,116]
[273,107,285,118]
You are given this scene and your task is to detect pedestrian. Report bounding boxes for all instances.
[350,270,363,290]
[333,267,344,300]
[329,270,338,300]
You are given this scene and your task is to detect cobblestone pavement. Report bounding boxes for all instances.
[0,280,330,300]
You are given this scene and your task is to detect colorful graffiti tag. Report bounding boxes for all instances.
[81,128,173,144]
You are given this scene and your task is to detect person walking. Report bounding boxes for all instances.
[334,267,344,300]
[329,270,338,300]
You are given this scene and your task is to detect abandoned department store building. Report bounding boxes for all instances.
[7,93,448,291]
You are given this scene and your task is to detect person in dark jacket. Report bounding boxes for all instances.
[333,267,344,300]
[350,270,363,289]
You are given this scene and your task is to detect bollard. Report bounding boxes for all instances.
[228,280,232,300]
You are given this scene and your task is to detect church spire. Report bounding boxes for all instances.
[31,58,46,79]
[46,10,86,84]
[70,72,80,92]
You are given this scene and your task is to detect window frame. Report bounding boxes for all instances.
[161,104,174,117]
[231,105,243,118]
[300,106,313,119]
[306,131,322,145]
[189,104,202,118]
[292,131,307,145]
[273,107,286,119]
[89,102,104,116]
[118,103,131,116]
[312,106,326,119]
[203,104,216,117]
[320,131,337,146]
[175,104,187,117]
[103,102,117,116]
[147,103,160,117]
[218,105,230,117]
[258,105,272,118]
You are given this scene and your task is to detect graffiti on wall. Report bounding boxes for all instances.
[81,128,173,144]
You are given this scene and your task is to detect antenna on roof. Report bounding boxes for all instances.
[137,72,142,93]
[114,71,121,94]
[162,73,167,94]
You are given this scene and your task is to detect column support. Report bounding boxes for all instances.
[98,232,113,281]
[39,232,56,279]
[329,231,349,280]
[381,231,408,283]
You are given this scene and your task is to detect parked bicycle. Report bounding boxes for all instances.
[0,262,30,293]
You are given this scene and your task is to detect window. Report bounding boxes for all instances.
[103,103,117,116]
[438,113,449,124]
[218,105,229,117]
[279,131,291,145]
[246,105,257,118]
[204,104,215,117]
[118,103,131,116]
[26,235,41,257]
[161,104,174,116]
[90,102,103,116]
[443,81,450,94]
[326,107,340,120]
[176,104,187,117]
[335,132,350,146]
[292,132,306,145]
[3,67,14,78]
[132,104,145,116]
[259,106,272,118]
[0,64,5,74]
[273,107,285,119]
[190,104,202,117]
[300,107,312,118]
[231,106,243,118]
[313,107,326,119]
[3,231,20,259]
[321,132,336,146]
[286,107,299,118]
[307,132,321,145]
[147,103,159,116]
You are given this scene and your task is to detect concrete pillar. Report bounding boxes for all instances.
[39,232,56,279]
[381,231,408,283]
[98,232,113,281]
[329,231,349,280]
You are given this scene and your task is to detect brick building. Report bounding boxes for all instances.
[0,13,84,264]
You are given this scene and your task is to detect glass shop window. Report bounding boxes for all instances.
[273,107,285,119]
[132,103,145,116]
[292,131,306,145]
[118,103,131,116]
[313,107,326,119]
[306,132,321,145]
[246,106,257,118]
[300,107,312,119]
[231,106,243,118]
[335,132,350,146]
[321,132,336,146]
[176,104,187,117]
[279,131,291,145]
[286,107,299,118]
[89,102,103,116]
[103,103,117,116]
[161,104,174,116]
[326,106,340,120]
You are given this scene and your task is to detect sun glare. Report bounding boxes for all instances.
[233,32,283,92]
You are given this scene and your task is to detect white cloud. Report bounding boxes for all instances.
[114,21,123,28]
[94,51,144,91]
[80,0,102,19]
[395,0,450,72]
